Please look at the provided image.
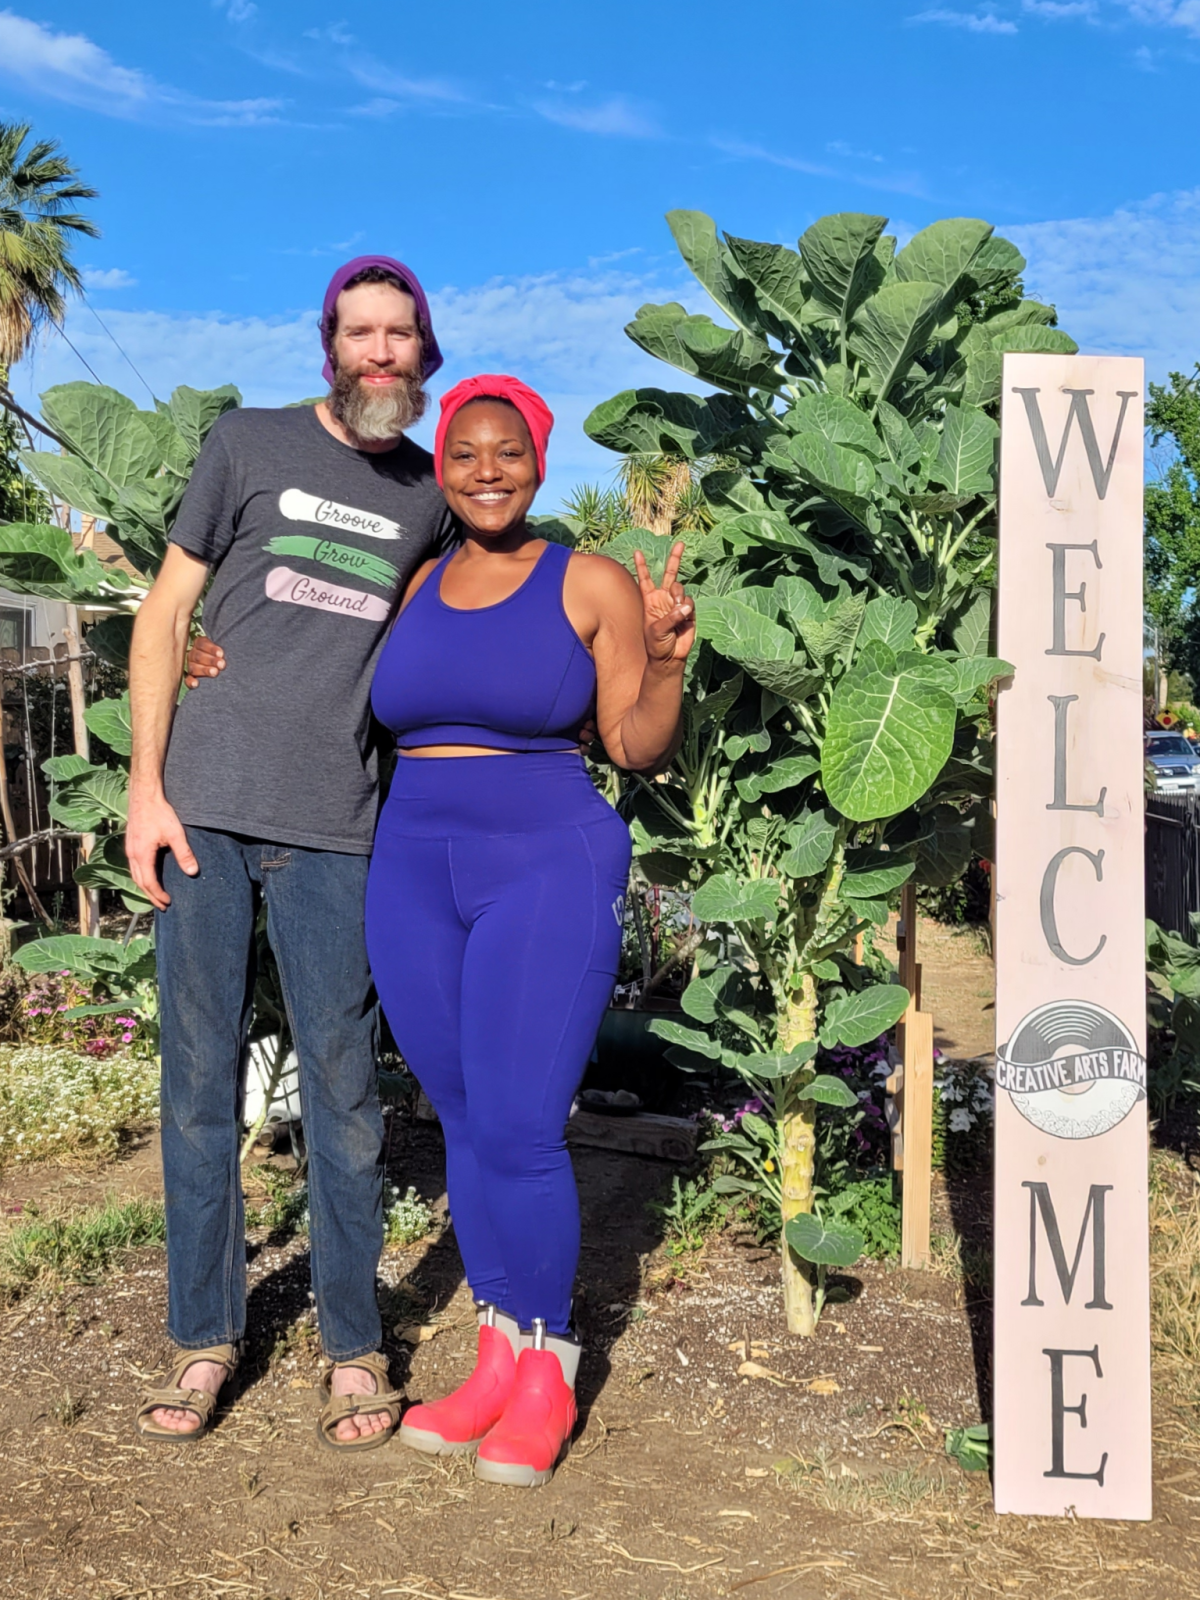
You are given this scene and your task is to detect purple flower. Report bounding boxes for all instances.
[121,1032,133,1043]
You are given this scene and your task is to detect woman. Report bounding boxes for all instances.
[366,374,694,1486]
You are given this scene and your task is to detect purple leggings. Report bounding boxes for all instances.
[365,753,631,1334]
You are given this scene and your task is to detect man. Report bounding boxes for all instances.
[127,256,453,1446]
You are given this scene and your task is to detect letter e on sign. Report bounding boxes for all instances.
[994,355,1150,1519]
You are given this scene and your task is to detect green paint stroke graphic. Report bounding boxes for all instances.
[265,535,398,591]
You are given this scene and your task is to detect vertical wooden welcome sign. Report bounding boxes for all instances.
[994,353,1150,1519]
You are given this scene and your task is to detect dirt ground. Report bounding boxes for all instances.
[1,916,1199,1600]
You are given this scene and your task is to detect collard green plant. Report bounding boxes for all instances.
[586,210,1070,1333]
[0,379,238,1036]
[0,380,240,922]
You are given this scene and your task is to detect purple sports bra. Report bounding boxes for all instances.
[371,540,597,753]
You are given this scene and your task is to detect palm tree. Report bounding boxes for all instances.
[0,122,98,366]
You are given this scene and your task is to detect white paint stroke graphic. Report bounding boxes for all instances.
[264,565,391,622]
[278,487,404,541]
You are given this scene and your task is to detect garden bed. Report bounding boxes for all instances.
[0,918,1197,1599]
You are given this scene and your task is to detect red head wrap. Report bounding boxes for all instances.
[434,374,554,488]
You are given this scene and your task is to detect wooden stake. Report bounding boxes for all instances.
[0,691,51,925]
[62,607,99,938]
[900,1008,934,1269]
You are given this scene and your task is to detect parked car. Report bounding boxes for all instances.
[1145,732,1200,792]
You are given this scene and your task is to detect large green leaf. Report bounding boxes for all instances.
[0,524,110,601]
[692,872,779,924]
[931,405,998,497]
[115,476,184,540]
[950,654,1011,706]
[962,234,1025,293]
[696,595,794,661]
[785,1211,865,1268]
[885,804,976,888]
[681,965,739,1023]
[43,753,94,782]
[799,213,887,337]
[947,587,993,657]
[822,640,958,821]
[167,384,241,459]
[796,1073,860,1108]
[73,833,150,912]
[19,451,116,520]
[787,393,881,458]
[841,847,915,899]
[795,591,865,665]
[894,218,992,292]
[84,693,133,757]
[47,765,128,830]
[677,318,781,395]
[14,932,149,980]
[848,281,944,405]
[584,387,751,459]
[739,656,823,702]
[779,432,876,504]
[647,1018,724,1060]
[142,409,193,477]
[990,324,1078,357]
[820,982,910,1048]
[39,384,163,487]
[86,612,136,668]
[779,809,837,877]
[719,512,868,588]
[860,594,918,652]
[667,210,759,334]
[723,234,808,336]
[735,754,820,802]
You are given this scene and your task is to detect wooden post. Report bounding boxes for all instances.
[61,606,99,938]
[0,690,51,927]
[887,882,933,1268]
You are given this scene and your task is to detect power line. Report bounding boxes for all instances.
[53,324,104,386]
[80,294,156,404]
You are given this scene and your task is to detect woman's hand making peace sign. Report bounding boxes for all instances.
[633,541,696,668]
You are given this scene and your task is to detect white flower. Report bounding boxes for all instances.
[948,1108,974,1134]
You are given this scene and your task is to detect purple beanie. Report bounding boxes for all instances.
[320,254,444,385]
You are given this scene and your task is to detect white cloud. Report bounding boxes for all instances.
[712,137,928,199]
[303,21,356,44]
[0,10,285,123]
[81,268,137,290]
[908,8,1019,30]
[1009,188,1200,380]
[1022,0,1096,16]
[345,57,469,104]
[9,266,696,505]
[1120,0,1200,32]
[534,96,660,138]
[214,0,257,21]
[347,98,402,119]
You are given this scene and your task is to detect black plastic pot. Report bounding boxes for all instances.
[583,1004,683,1112]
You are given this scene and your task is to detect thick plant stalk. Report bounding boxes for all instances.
[778,973,818,1335]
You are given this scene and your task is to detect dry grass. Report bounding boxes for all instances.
[1150,1152,1200,1407]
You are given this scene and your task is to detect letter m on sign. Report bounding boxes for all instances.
[1012,389,1138,500]
[1022,1182,1113,1310]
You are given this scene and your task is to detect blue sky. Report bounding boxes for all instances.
[3,0,1200,504]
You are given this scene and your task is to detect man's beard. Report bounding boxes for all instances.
[327,363,428,444]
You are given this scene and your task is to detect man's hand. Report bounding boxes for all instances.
[184,635,225,690]
[126,789,199,911]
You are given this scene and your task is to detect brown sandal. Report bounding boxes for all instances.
[316,1351,403,1452]
[134,1344,238,1443]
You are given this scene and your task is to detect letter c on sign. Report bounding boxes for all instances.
[1040,846,1106,966]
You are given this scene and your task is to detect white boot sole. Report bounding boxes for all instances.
[474,1451,563,1487]
[398,1424,484,1456]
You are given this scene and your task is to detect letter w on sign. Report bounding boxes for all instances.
[1011,388,1138,501]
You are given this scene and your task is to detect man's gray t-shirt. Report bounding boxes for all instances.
[164,406,452,853]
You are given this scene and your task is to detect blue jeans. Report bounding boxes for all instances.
[156,827,383,1361]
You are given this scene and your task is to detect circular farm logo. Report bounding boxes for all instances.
[996,1000,1146,1140]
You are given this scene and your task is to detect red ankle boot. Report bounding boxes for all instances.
[399,1303,519,1455]
[474,1320,579,1487]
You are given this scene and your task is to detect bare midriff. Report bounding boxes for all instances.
[399,745,578,758]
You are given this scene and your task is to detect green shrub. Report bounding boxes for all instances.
[1,1194,165,1289]
[0,1044,159,1165]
